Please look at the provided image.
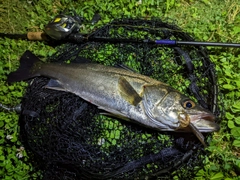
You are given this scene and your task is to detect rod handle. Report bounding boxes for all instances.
[27,32,48,41]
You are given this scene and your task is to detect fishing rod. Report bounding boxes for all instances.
[2,31,240,48]
[1,12,240,48]
[70,34,240,47]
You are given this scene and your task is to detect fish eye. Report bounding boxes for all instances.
[183,100,195,109]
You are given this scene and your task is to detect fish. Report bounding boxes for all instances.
[7,50,220,147]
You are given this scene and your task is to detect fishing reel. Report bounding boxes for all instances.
[44,12,82,40]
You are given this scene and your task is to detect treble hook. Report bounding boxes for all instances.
[0,103,21,113]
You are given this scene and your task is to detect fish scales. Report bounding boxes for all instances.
[38,63,172,128]
[7,51,220,146]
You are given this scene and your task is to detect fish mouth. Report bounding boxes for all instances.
[189,113,220,132]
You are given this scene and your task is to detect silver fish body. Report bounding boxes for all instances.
[7,51,220,144]
[38,62,185,130]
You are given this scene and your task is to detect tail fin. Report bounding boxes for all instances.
[7,50,40,83]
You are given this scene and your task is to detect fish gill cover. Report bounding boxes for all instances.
[19,18,221,179]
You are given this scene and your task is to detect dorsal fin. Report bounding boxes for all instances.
[114,64,137,73]
[71,56,92,63]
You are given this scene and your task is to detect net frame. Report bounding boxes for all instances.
[19,17,220,179]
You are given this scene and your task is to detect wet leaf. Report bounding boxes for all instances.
[210,172,224,180]
[231,127,240,138]
[228,120,235,129]
[233,140,240,147]
[235,117,240,125]
[222,84,236,90]
[225,112,234,120]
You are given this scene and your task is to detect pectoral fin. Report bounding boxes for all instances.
[45,79,66,91]
[118,76,142,106]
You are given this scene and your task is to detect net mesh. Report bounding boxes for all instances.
[19,18,221,179]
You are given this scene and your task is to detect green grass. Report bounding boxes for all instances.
[0,0,240,179]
